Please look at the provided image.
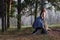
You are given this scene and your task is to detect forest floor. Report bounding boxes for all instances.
[0,27,60,40]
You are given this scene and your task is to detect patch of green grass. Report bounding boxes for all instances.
[48,24,60,27]
[9,24,60,29]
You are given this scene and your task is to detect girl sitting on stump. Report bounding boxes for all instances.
[32,8,48,34]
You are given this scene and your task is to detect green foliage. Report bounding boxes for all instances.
[48,0,60,10]
[21,0,35,10]
[57,7,60,10]
[21,2,27,10]
[10,7,15,17]
[48,0,58,3]
[10,1,16,17]
[10,0,60,17]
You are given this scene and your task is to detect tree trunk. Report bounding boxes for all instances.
[34,0,38,20]
[17,0,21,30]
[1,0,5,32]
[4,0,7,31]
[7,0,12,29]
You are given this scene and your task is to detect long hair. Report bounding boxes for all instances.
[40,8,46,17]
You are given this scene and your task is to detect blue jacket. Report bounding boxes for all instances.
[33,17,44,29]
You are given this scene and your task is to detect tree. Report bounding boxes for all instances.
[4,0,7,31]
[34,0,38,20]
[7,0,12,29]
[0,0,5,32]
[10,1,16,17]
[17,0,21,29]
[48,0,60,10]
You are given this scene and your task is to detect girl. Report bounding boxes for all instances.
[32,8,48,34]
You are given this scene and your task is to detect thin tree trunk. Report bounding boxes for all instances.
[17,0,21,30]
[4,0,7,31]
[1,0,5,32]
[7,0,12,29]
[29,1,33,25]
[34,0,38,20]
[2,16,5,32]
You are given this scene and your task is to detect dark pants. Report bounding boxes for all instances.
[32,27,47,34]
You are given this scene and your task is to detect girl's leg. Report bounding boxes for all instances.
[32,28,38,34]
[41,28,48,34]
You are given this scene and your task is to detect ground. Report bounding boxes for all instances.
[0,27,60,40]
